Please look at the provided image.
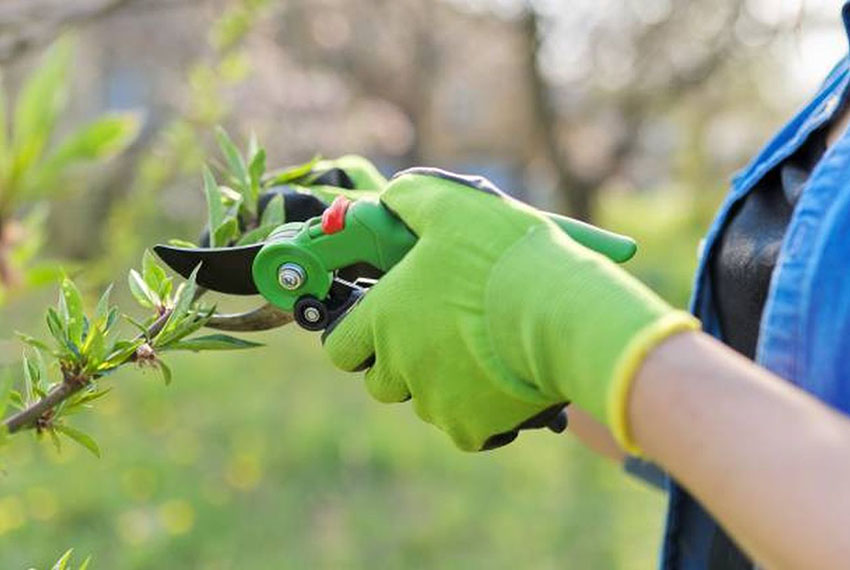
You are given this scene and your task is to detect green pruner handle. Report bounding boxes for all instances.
[546,212,637,263]
[252,197,638,314]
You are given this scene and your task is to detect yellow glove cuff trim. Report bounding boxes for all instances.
[607,312,701,455]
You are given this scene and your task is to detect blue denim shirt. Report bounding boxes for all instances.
[661,4,850,568]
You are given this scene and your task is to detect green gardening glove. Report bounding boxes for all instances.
[323,169,699,452]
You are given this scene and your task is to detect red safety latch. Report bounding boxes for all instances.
[321,196,350,235]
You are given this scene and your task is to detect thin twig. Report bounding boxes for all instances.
[3,307,173,434]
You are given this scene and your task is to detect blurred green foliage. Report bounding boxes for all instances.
[0,36,139,304]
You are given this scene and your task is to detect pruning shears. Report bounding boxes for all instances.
[154,196,637,333]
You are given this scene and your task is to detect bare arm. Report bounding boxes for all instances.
[629,331,850,569]
[567,405,626,463]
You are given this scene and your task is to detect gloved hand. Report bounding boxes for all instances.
[323,168,699,452]
[260,155,386,222]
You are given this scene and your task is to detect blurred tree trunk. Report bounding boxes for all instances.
[520,9,595,220]
[402,5,438,165]
[519,1,751,221]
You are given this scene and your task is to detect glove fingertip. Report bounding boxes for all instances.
[322,302,375,373]
[364,365,410,403]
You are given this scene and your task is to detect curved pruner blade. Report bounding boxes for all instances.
[154,244,262,295]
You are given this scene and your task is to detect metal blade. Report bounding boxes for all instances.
[153,244,262,295]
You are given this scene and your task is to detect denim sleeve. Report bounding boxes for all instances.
[624,455,667,490]
[798,162,850,414]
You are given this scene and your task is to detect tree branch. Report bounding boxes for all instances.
[0,0,203,66]
[3,307,174,434]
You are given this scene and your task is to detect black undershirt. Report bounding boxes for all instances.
[704,127,828,569]
[711,127,827,358]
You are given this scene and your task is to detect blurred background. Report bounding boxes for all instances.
[0,0,845,568]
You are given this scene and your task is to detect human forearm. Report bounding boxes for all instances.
[567,405,626,463]
[630,331,850,569]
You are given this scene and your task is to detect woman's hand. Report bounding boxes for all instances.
[322,168,697,451]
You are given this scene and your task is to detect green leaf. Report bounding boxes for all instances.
[235,224,274,246]
[248,147,265,203]
[60,277,85,346]
[14,331,51,352]
[212,216,238,247]
[55,423,101,458]
[46,308,66,345]
[94,284,113,325]
[172,266,199,320]
[47,427,62,453]
[51,549,74,570]
[23,262,64,289]
[79,555,92,570]
[128,269,160,309]
[73,387,111,407]
[156,360,172,386]
[259,193,284,227]
[32,112,140,192]
[12,36,73,169]
[215,126,250,193]
[156,265,199,344]
[81,325,105,371]
[218,185,243,205]
[48,112,138,163]
[168,238,197,248]
[152,306,213,348]
[121,314,150,336]
[15,348,46,399]
[0,370,13,421]
[142,250,170,299]
[65,386,111,414]
[105,307,120,331]
[247,131,259,161]
[203,166,224,246]
[57,285,69,325]
[8,389,24,410]
[100,339,143,370]
[80,388,110,408]
[22,350,39,404]
[166,333,263,352]
[263,155,320,187]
